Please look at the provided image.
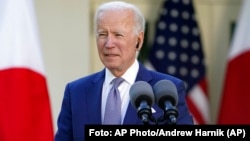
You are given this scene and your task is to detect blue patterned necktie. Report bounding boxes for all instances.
[103,77,124,124]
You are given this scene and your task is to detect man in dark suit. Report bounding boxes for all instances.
[55,1,194,141]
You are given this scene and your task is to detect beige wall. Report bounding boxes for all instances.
[34,0,90,131]
[34,0,242,131]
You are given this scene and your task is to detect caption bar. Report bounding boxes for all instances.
[85,125,250,140]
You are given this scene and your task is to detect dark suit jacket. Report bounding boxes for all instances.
[55,62,194,141]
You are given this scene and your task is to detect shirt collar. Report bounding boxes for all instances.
[104,59,139,85]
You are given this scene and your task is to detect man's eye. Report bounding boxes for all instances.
[99,33,107,37]
[115,34,123,37]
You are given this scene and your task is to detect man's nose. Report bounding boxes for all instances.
[104,35,115,48]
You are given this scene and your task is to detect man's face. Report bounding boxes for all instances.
[96,9,143,76]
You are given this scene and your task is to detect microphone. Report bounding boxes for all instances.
[153,80,179,125]
[129,81,155,124]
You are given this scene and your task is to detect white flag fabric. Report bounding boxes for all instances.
[0,0,54,140]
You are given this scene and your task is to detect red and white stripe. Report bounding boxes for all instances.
[218,0,250,124]
[186,78,210,124]
[0,0,54,140]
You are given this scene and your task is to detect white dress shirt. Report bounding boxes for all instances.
[101,60,139,124]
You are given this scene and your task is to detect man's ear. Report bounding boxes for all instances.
[136,40,140,49]
[137,32,144,49]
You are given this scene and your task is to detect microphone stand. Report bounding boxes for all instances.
[137,101,157,125]
[158,106,178,125]
[137,102,178,125]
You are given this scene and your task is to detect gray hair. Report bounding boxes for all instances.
[94,1,145,35]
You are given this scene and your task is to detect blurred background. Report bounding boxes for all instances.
[1,0,246,135]
[34,0,242,129]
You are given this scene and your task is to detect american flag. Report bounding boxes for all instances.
[149,0,210,124]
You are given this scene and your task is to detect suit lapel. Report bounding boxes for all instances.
[86,70,105,124]
[86,64,160,124]
[123,104,139,124]
[123,63,154,124]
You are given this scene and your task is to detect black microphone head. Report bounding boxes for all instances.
[129,81,154,109]
[153,80,178,109]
